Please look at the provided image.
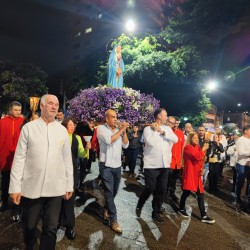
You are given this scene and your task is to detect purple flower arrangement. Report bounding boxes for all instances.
[68,85,160,125]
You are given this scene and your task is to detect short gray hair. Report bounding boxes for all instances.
[40,94,48,105]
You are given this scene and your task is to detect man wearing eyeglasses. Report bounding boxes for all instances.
[168,116,185,202]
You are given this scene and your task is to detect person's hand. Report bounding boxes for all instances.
[151,123,161,132]
[120,122,129,131]
[63,192,73,200]
[10,193,21,205]
[202,142,209,151]
[200,168,205,176]
[85,142,91,150]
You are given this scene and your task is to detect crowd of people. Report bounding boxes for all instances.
[0,95,250,250]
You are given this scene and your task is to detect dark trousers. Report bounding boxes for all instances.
[179,189,206,217]
[86,150,94,171]
[208,162,220,192]
[100,163,121,222]
[1,170,10,204]
[21,196,62,250]
[168,168,181,195]
[59,192,75,228]
[235,164,250,204]
[127,148,140,174]
[79,158,87,184]
[137,168,170,214]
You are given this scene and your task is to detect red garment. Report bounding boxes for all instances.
[171,128,185,169]
[0,115,24,171]
[182,144,205,193]
[91,128,100,158]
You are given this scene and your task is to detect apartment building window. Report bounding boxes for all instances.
[75,32,81,38]
[85,27,92,34]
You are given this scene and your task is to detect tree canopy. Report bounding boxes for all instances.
[96,0,248,125]
[0,62,48,112]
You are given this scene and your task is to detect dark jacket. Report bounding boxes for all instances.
[71,134,79,190]
[207,141,224,163]
[127,131,142,149]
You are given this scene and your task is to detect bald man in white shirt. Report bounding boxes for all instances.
[97,109,129,233]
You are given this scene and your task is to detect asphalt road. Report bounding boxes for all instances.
[0,162,249,250]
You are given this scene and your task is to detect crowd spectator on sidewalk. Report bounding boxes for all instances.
[214,126,228,177]
[227,133,239,197]
[235,126,250,212]
[168,116,185,202]
[9,94,74,250]
[127,124,142,178]
[0,101,24,213]
[75,120,95,184]
[184,123,193,141]
[97,109,129,233]
[198,126,210,185]
[207,134,224,194]
[136,108,178,223]
[178,132,215,224]
[59,117,91,240]
[56,109,65,123]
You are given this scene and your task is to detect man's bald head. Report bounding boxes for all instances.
[105,109,117,128]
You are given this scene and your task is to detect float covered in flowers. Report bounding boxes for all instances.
[68,85,160,125]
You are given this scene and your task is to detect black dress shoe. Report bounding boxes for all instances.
[65,227,76,240]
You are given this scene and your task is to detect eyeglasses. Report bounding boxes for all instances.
[168,120,175,125]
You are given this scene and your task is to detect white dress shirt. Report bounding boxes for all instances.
[236,136,250,166]
[143,125,178,169]
[9,118,74,199]
[97,124,129,168]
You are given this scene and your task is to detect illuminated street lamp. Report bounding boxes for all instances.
[237,103,241,107]
[125,19,135,32]
[206,80,217,91]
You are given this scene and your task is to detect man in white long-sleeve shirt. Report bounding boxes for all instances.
[136,108,178,223]
[235,125,250,212]
[97,109,129,233]
[9,94,74,250]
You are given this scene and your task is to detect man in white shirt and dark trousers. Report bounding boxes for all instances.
[97,109,129,233]
[136,108,178,223]
[9,94,74,250]
[235,125,250,212]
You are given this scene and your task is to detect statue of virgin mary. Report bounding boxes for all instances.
[108,44,125,88]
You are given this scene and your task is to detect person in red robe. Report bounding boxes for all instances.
[178,132,215,224]
[0,101,24,212]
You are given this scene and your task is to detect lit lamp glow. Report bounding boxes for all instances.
[125,19,135,32]
[29,96,40,121]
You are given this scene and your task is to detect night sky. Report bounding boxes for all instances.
[0,0,250,112]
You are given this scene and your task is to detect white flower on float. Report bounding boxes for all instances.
[113,102,122,109]
[146,104,154,112]
[132,102,140,110]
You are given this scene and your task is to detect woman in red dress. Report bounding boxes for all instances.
[178,132,215,224]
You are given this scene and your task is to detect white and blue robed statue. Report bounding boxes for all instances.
[108,44,125,88]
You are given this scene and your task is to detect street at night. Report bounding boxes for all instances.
[0,162,249,250]
[0,1,250,250]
